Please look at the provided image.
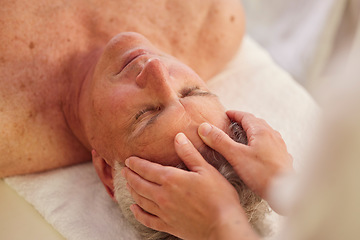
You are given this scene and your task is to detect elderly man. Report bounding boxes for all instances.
[1,1,280,238]
[0,0,244,177]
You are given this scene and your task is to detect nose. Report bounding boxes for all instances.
[136,58,175,100]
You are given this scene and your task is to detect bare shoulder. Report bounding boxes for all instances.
[0,0,91,178]
[172,0,245,79]
[0,107,91,178]
[0,73,90,178]
[205,0,245,77]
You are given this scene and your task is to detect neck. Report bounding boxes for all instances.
[62,48,103,150]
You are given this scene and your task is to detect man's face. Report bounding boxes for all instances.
[88,32,228,166]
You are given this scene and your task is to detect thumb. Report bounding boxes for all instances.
[198,123,247,165]
[174,133,209,172]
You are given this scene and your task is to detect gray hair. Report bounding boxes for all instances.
[114,122,270,240]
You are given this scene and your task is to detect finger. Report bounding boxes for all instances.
[123,166,161,201]
[130,204,169,233]
[127,183,161,217]
[125,156,169,184]
[227,111,258,133]
[226,111,273,139]
[226,110,249,123]
[198,122,247,163]
[227,110,273,130]
[174,133,209,172]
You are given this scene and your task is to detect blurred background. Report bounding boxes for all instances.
[241,1,360,239]
[241,0,359,99]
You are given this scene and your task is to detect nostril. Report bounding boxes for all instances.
[141,57,168,76]
[145,57,161,65]
[135,55,171,90]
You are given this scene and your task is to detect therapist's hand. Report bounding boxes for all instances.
[198,110,294,202]
[122,133,258,240]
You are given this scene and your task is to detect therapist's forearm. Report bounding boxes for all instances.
[208,207,260,240]
[209,223,260,240]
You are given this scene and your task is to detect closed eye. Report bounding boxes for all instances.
[180,86,214,98]
[134,87,216,121]
[135,106,161,120]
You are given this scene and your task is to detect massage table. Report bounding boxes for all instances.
[0,36,319,240]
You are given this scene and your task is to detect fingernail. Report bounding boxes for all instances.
[125,158,130,167]
[176,133,189,145]
[199,123,212,137]
[130,204,135,212]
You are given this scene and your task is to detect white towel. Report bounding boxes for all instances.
[5,36,319,240]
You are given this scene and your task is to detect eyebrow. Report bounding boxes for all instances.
[133,89,217,137]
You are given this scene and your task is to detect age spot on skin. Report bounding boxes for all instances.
[20,83,26,90]
[230,15,235,22]
[29,41,35,49]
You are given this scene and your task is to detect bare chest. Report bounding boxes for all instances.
[0,0,242,175]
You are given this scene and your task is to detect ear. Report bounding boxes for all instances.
[92,149,116,201]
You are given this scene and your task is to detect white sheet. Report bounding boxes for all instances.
[5,36,319,240]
